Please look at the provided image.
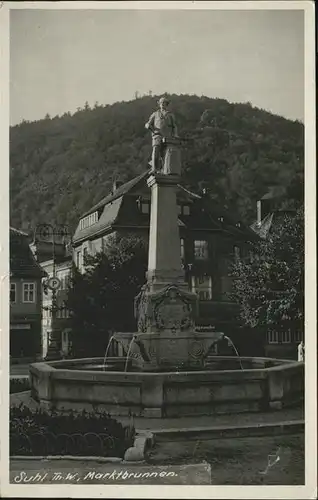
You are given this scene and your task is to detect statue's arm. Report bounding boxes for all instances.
[145,113,155,133]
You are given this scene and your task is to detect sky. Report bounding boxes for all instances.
[10,7,304,125]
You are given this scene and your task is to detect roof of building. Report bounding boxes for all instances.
[10,227,45,278]
[250,209,297,239]
[74,196,124,243]
[200,196,259,241]
[10,227,29,237]
[250,212,274,239]
[73,170,258,245]
[82,170,149,217]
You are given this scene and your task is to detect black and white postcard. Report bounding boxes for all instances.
[0,1,316,498]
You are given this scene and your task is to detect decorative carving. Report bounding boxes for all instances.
[189,341,204,359]
[153,285,195,332]
[133,337,151,363]
[135,283,196,335]
[134,284,149,333]
[148,344,157,359]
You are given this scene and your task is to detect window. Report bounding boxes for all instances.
[141,202,150,214]
[79,211,98,230]
[64,274,70,289]
[76,251,81,268]
[281,330,292,343]
[293,331,303,343]
[23,283,36,303]
[178,205,190,216]
[194,240,208,260]
[62,330,69,342]
[191,275,212,300]
[60,276,65,290]
[180,238,185,260]
[10,283,16,303]
[83,247,88,264]
[268,330,279,344]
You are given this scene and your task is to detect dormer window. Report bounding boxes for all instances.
[136,197,150,214]
[218,216,224,223]
[141,202,150,214]
[79,211,99,230]
[178,205,190,216]
[236,222,241,228]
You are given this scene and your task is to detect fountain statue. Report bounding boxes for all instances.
[145,96,180,174]
[113,98,224,371]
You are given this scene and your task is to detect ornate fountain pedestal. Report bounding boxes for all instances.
[116,281,223,371]
[115,142,223,371]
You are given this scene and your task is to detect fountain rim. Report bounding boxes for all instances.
[30,356,301,378]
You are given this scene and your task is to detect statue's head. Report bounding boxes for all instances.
[158,96,170,111]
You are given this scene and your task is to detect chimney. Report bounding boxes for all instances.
[257,187,278,224]
[257,200,262,225]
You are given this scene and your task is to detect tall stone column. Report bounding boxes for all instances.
[146,173,186,292]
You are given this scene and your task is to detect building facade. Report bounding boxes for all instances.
[72,171,258,338]
[10,228,45,360]
[30,237,73,359]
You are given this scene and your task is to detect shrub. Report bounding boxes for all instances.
[10,404,135,457]
[10,378,30,394]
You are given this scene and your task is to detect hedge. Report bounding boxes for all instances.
[10,404,135,457]
[10,378,30,394]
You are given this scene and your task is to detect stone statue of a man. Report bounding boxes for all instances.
[145,97,178,172]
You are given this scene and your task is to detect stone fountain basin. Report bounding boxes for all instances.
[29,357,304,418]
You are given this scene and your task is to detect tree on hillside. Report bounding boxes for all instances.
[230,207,304,334]
[66,234,148,357]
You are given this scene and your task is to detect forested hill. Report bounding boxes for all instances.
[10,94,304,234]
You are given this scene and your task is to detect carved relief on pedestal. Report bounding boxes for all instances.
[153,285,195,332]
[134,284,149,333]
[189,340,204,359]
[135,283,196,335]
[148,344,157,360]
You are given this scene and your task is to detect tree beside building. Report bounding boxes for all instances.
[231,192,304,359]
